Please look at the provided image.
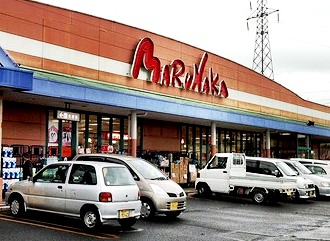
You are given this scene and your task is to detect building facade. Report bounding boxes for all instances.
[1,0,330,176]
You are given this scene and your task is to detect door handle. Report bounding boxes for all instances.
[57,186,63,189]
[223,170,227,173]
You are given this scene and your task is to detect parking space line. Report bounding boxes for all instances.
[0,214,120,239]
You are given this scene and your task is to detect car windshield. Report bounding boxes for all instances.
[103,166,136,186]
[276,162,297,176]
[292,161,312,174]
[129,159,167,180]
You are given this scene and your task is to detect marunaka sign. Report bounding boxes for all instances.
[131,38,229,98]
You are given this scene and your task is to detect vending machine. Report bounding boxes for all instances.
[1,147,20,198]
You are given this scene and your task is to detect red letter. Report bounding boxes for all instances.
[131,38,161,83]
[209,68,219,96]
[161,65,171,86]
[219,80,229,98]
[170,59,185,87]
[184,73,193,90]
[191,52,208,92]
[202,76,210,94]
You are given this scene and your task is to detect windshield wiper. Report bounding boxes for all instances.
[150,177,168,180]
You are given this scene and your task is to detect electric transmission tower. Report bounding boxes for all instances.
[247,0,279,80]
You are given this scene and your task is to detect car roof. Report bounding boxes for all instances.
[73,154,144,162]
[53,160,126,168]
[245,156,286,164]
[291,158,330,165]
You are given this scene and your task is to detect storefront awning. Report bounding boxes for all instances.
[0,67,33,91]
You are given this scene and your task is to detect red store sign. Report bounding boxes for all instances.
[131,38,229,98]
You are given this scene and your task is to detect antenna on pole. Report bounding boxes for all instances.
[247,0,279,80]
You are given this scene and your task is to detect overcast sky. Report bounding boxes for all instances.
[34,0,330,106]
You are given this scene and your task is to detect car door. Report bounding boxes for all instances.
[65,164,99,215]
[28,163,70,212]
[204,155,230,193]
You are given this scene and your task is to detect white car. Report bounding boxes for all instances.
[304,163,330,179]
[284,160,330,198]
[5,161,141,230]
[291,158,330,166]
[246,157,315,200]
[72,154,187,219]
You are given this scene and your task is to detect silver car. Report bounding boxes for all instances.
[284,160,330,198]
[72,154,187,219]
[5,161,141,230]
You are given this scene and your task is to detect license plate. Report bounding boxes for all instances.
[119,210,130,219]
[309,191,314,197]
[170,202,178,210]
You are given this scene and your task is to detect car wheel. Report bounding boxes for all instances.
[140,199,155,219]
[252,190,267,204]
[118,218,137,229]
[165,211,181,219]
[9,195,25,217]
[81,208,101,230]
[196,183,211,197]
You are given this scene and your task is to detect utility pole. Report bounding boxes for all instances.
[247,0,279,80]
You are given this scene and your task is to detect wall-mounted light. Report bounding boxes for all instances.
[306,120,315,126]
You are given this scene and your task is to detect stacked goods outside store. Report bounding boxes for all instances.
[170,157,198,185]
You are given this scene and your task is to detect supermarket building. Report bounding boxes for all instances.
[1,0,330,174]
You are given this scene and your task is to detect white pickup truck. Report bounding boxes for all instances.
[195,153,297,204]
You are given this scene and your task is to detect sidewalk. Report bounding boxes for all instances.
[0,202,9,211]
[184,187,196,196]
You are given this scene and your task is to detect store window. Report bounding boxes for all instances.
[237,131,242,153]
[180,125,187,154]
[48,110,59,157]
[188,126,194,154]
[219,130,226,153]
[87,115,98,153]
[78,114,86,154]
[201,127,209,166]
[231,131,237,153]
[62,120,72,158]
[195,127,201,160]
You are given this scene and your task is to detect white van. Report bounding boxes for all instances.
[284,159,330,198]
[246,157,315,200]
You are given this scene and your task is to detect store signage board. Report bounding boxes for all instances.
[131,38,229,98]
[57,110,80,121]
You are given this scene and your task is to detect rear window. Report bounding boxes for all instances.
[69,164,97,185]
[103,166,136,186]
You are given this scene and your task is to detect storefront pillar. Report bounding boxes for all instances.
[266,129,271,157]
[130,110,137,157]
[211,122,217,157]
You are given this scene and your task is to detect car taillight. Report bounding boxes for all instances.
[99,192,112,202]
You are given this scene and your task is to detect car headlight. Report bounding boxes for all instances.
[321,182,330,187]
[149,184,168,196]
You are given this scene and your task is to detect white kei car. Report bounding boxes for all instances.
[5,161,141,230]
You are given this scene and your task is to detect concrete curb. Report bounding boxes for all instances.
[0,203,9,211]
